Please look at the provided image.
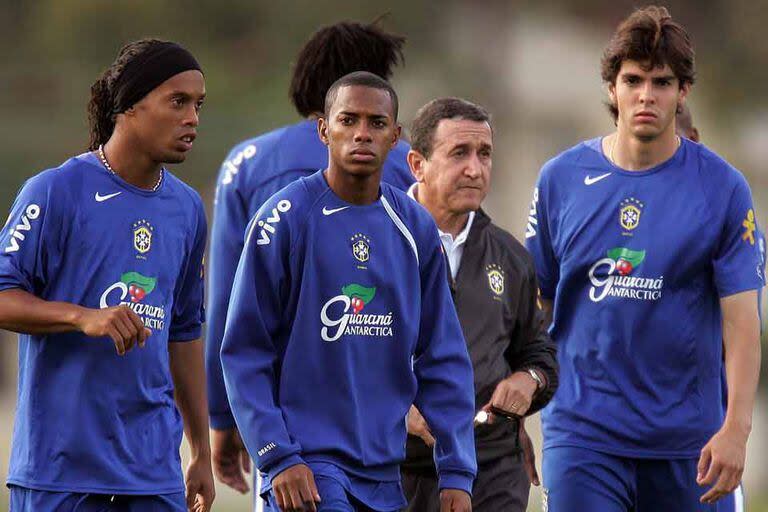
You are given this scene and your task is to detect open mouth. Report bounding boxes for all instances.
[177,133,196,151]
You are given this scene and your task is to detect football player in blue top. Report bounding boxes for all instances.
[0,39,214,512]
[221,72,476,512]
[525,6,762,511]
[206,22,414,500]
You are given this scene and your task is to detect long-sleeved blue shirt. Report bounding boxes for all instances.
[207,120,413,430]
[220,170,476,510]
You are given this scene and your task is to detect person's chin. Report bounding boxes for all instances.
[344,160,380,176]
[162,151,187,164]
[631,124,663,142]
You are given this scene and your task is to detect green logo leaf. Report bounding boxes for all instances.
[607,247,645,268]
[342,284,376,304]
[121,272,157,294]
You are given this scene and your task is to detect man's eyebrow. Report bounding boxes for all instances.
[168,90,206,99]
[336,111,390,119]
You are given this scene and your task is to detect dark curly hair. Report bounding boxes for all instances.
[87,38,169,150]
[289,19,405,118]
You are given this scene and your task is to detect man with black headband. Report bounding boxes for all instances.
[0,39,214,512]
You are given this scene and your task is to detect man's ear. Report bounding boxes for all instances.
[391,124,402,149]
[317,117,329,146]
[407,149,427,183]
[607,82,617,107]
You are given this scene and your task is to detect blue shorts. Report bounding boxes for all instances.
[542,446,744,512]
[9,486,186,512]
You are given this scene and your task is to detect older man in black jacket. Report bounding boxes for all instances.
[401,98,558,511]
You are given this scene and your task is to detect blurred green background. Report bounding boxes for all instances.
[1,1,766,510]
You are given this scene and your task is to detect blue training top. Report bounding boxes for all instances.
[0,152,206,494]
[221,170,476,510]
[206,119,413,430]
[526,137,763,458]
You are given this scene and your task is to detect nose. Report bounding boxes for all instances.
[353,124,372,143]
[639,81,655,105]
[184,105,200,127]
[464,153,483,178]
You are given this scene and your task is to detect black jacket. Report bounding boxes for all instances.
[404,209,558,468]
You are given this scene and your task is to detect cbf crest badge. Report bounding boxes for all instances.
[619,197,644,233]
[350,233,371,264]
[132,219,154,257]
[485,263,504,297]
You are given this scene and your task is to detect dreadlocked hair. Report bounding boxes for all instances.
[87,38,167,150]
[289,19,406,118]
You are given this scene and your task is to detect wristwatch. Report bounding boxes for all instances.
[525,368,545,392]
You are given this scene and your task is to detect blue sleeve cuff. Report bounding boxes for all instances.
[267,453,306,483]
[438,470,475,495]
[209,412,237,430]
[169,325,202,342]
[0,279,31,294]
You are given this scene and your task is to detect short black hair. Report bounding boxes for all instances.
[289,20,405,118]
[410,97,492,158]
[324,71,399,120]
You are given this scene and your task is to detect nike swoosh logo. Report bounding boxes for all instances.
[584,173,612,185]
[322,206,350,216]
[95,191,122,202]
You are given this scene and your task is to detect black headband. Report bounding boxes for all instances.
[112,42,202,114]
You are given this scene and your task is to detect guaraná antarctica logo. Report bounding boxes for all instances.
[100,271,165,330]
[320,283,394,342]
[588,247,663,303]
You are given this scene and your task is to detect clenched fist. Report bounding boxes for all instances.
[76,305,151,355]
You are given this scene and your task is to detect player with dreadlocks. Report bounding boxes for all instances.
[0,39,214,512]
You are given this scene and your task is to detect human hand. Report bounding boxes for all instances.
[481,372,537,422]
[519,419,540,485]
[76,305,151,355]
[212,428,251,494]
[697,425,748,504]
[185,454,215,512]
[272,464,321,512]
[439,489,471,512]
[407,405,435,447]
